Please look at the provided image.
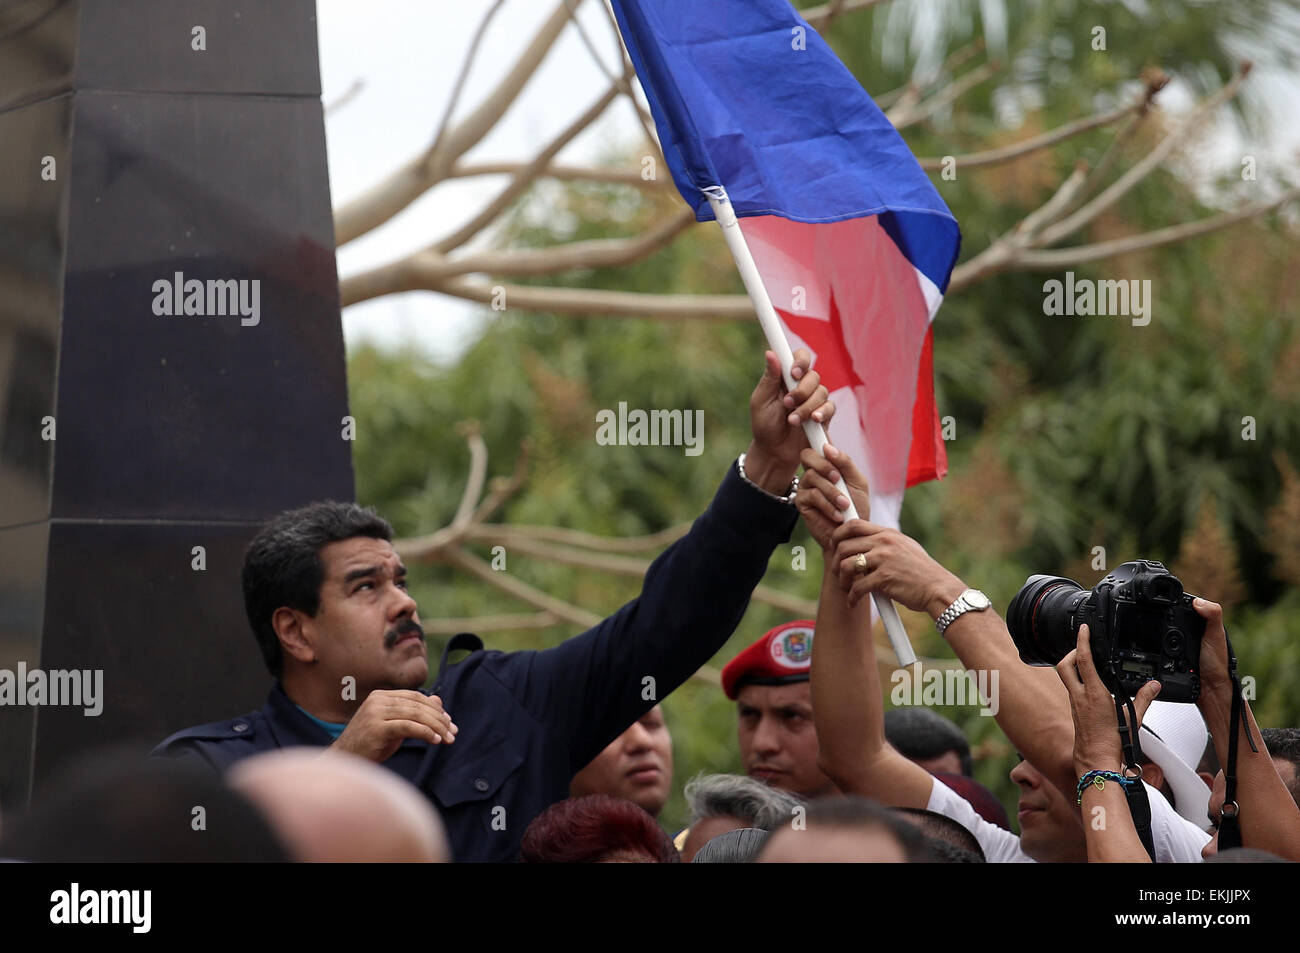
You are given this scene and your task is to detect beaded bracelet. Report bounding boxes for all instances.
[1076,769,1137,804]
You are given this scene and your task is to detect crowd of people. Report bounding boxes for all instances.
[2,350,1297,863]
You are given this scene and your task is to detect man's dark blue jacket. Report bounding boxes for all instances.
[153,464,797,862]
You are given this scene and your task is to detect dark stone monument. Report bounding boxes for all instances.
[0,0,353,808]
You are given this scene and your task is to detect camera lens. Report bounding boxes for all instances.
[1007,575,1090,666]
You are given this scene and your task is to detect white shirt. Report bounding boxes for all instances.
[926,776,1211,863]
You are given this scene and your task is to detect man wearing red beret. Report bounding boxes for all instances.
[722,621,838,799]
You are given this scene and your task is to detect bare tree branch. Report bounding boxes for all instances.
[876,38,986,112]
[437,548,723,685]
[404,277,754,320]
[447,160,670,191]
[917,97,1144,171]
[948,162,1092,291]
[485,536,651,576]
[335,0,583,246]
[450,423,488,529]
[1034,63,1252,248]
[440,207,696,278]
[598,0,667,156]
[433,80,625,254]
[394,440,530,560]
[470,440,533,525]
[445,547,602,629]
[1013,186,1300,269]
[466,521,691,553]
[1016,162,1092,238]
[752,585,818,618]
[428,0,509,164]
[324,78,365,116]
[890,60,1000,129]
[803,0,892,29]
[1061,68,1170,216]
[342,206,694,304]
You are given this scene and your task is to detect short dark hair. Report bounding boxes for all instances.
[885,708,973,776]
[242,501,393,677]
[1262,728,1300,807]
[519,795,681,863]
[794,796,930,861]
[893,807,987,861]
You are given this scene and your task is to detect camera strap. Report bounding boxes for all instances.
[1217,630,1257,851]
[1111,689,1156,861]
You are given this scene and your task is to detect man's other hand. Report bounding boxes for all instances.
[331,690,458,763]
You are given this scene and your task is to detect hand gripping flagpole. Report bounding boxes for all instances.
[704,186,917,667]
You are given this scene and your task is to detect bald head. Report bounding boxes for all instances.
[229,748,449,862]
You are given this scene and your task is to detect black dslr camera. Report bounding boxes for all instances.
[1006,559,1203,702]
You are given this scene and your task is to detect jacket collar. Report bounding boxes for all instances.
[264,682,336,747]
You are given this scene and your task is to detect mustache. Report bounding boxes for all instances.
[383,618,425,649]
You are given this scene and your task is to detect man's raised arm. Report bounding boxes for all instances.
[807,446,1079,803]
[795,446,933,806]
[501,349,836,772]
[1195,599,1300,859]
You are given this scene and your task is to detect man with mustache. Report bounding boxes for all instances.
[155,349,833,863]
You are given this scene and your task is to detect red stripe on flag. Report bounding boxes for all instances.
[906,326,947,487]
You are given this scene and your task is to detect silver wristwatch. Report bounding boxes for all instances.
[935,589,992,636]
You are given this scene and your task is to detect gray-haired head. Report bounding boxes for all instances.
[684,773,804,830]
[691,828,770,864]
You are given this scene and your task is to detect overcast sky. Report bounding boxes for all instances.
[316,1,1300,365]
[318,0,634,363]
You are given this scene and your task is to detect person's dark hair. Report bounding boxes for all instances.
[242,501,393,677]
[1261,728,1300,807]
[885,708,973,776]
[0,747,290,862]
[691,827,770,863]
[920,837,985,863]
[893,807,986,861]
[519,795,681,863]
[781,795,930,861]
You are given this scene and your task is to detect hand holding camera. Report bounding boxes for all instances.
[1007,560,1204,704]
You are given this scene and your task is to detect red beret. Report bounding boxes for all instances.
[721,620,816,700]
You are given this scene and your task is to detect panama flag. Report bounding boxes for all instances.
[611,0,961,531]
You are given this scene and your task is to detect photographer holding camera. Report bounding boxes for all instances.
[796,444,1210,862]
[1056,625,1160,862]
[1058,594,1300,862]
[1193,598,1300,860]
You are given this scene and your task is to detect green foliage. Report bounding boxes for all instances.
[349,2,1300,831]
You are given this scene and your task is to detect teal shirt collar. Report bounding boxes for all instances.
[294,703,346,740]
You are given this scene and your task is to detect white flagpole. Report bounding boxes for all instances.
[704,186,918,667]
